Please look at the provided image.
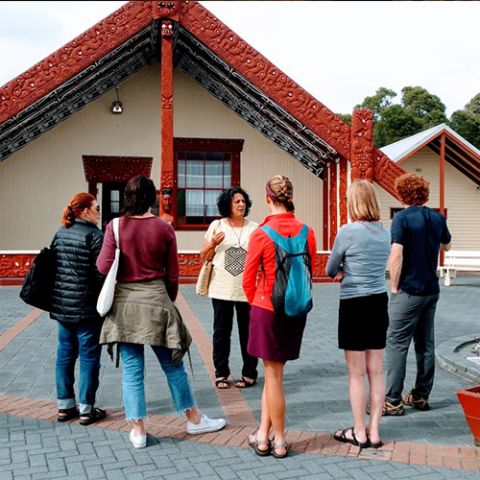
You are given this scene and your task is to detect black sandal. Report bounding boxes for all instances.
[235,377,256,389]
[79,407,107,426]
[367,438,384,449]
[333,427,369,448]
[57,407,79,422]
[215,377,230,389]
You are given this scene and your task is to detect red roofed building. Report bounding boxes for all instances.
[1,0,435,282]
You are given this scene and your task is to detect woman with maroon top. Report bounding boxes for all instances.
[97,176,225,449]
[242,175,316,458]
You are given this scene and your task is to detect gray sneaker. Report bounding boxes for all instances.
[186,414,226,435]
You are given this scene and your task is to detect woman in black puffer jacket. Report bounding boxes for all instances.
[50,192,106,426]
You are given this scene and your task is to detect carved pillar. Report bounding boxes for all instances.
[160,19,175,226]
[339,158,348,227]
[329,163,338,250]
[440,132,446,267]
[350,108,374,182]
[323,166,329,250]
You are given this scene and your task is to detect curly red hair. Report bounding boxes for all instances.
[394,173,430,206]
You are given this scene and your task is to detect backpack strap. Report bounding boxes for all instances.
[261,224,309,254]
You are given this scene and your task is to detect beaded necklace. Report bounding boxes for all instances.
[358,221,383,233]
[227,218,245,247]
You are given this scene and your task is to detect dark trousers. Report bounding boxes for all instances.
[385,291,439,403]
[212,299,258,380]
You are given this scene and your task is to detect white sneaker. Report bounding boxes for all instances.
[129,429,147,449]
[186,413,226,435]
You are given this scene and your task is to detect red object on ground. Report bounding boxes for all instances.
[457,385,480,447]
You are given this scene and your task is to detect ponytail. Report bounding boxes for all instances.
[61,193,95,228]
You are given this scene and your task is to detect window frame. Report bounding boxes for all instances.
[174,138,243,230]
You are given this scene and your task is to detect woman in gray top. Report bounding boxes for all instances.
[326,180,391,450]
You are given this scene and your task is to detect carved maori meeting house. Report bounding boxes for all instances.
[1,1,479,283]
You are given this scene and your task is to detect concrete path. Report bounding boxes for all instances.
[1,278,480,479]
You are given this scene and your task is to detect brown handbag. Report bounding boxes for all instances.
[195,257,213,296]
[196,220,219,296]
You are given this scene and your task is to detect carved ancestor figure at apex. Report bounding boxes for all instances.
[351,108,374,182]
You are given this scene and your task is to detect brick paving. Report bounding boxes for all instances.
[1,279,480,479]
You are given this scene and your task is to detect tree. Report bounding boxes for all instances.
[374,104,418,147]
[336,113,351,126]
[449,93,480,149]
[401,86,447,130]
[465,93,480,116]
[356,87,397,122]
[337,86,447,148]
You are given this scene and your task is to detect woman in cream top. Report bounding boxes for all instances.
[200,187,258,390]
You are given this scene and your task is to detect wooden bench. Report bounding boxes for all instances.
[438,251,480,286]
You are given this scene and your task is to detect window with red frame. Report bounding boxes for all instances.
[174,138,242,228]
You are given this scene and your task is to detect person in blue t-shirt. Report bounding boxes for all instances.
[384,173,452,416]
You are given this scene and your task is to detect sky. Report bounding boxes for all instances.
[1,1,479,118]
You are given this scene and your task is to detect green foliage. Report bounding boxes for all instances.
[356,87,397,122]
[374,105,418,147]
[465,93,480,116]
[350,86,447,148]
[401,86,447,130]
[338,88,480,151]
[449,108,480,149]
[336,113,352,126]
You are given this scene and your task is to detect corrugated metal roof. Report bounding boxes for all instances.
[380,123,480,163]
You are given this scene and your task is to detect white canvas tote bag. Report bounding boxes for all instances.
[97,217,120,316]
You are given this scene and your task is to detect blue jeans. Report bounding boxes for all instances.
[56,322,102,415]
[119,343,196,421]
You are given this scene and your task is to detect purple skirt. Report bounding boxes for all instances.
[247,306,307,362]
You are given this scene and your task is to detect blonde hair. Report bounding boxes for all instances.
[266,175,295,213]
[347,180,381,222]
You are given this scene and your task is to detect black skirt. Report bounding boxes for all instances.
[338,292,389,351]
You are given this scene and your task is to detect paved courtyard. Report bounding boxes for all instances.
[1,277,480,479]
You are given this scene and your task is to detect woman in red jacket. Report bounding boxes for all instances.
[242,175,316,458]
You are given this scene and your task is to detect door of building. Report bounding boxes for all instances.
[101,182,126,231]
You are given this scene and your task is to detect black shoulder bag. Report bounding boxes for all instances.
[19,246,56,311]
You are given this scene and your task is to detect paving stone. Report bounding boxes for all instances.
[3,280,480,479]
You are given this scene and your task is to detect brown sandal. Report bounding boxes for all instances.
[248,434,271,457]
[272,440,289,459]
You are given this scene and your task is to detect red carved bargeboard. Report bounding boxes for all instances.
[0,1,406,196]
[0,254,37,278]
[0,252,330,278]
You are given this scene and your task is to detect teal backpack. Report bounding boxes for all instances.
[261,224,313,318]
